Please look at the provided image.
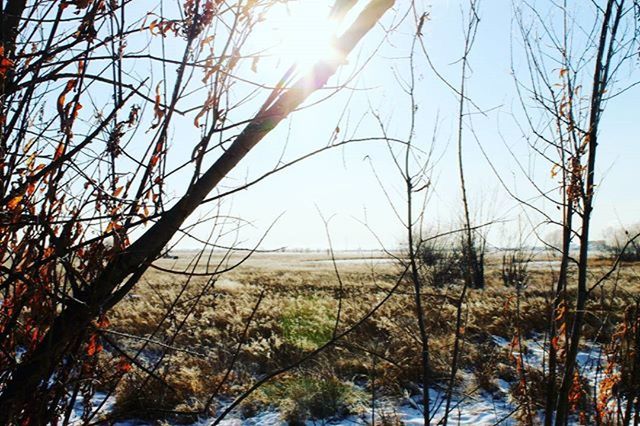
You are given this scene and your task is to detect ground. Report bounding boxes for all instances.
[84,250,640,424]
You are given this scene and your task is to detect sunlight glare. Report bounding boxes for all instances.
[264,1,341,71]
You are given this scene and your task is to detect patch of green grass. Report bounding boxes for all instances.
[280,298,336,351]
[244,374,366,424]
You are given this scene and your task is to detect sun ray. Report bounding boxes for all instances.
[262,1,344,72]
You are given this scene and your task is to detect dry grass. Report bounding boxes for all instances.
[104,251,640,420]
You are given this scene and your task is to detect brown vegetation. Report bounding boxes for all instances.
[99,251,640,422]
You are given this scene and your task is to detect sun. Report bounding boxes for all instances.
[263,1,342,71]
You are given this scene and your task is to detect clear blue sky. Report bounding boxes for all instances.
[161,0,639,251]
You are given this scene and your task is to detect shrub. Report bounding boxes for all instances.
[415,234,485,289]
[604,224,640,262]
[113,372,186,421]
[246,374,366,423]
[416,239,464,288]
[501,250,530,289]
[280,298,336,351]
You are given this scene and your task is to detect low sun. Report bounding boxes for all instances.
[263,1,344,71]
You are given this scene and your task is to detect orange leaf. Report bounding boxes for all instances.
[72,102,83,119]
[7,195,23,209]
[54,142,65,160]
[150,82,165,129]
[0,46,14,77]
[0,58,14,77]
[57,79,77,132]
[117,356,133,373]
[149,20,159,35]
[57,79,77,111]
[87,334,102,356]
[113,186,124,198]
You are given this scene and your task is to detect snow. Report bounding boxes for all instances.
[69,336,613,425]
[208,377,517,425]
[68,391,116,425]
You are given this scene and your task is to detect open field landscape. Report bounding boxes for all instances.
[80,250,639,424]
[1,0,639,424]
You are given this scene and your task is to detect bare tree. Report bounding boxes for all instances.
[0,0,395,422]
[512,0,640,423]
[442,1,482,423]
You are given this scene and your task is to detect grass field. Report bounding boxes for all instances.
[99,250,640,424]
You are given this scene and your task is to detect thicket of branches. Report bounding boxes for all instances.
[1,0,640,425]
[0,0,394,422]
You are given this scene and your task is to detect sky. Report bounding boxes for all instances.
[153,0,640,251]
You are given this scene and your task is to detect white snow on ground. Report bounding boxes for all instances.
[68,391,116,425]
[383,387,515,425]
[70,336,608,425]
[209,373,517,425]
[493,334,606,391]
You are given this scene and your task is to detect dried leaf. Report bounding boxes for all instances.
[54,142,65,160]
[117,356,132,373]
[7,196,23,209]
[150,82,165,129]
[72,102,83,119]
[113,186,124,198]
[0,45,14,77]
[97,315,110,328]
[149,153,160,168]
[194,92,217,127]
[75,0,92,9]
[57,79,77,132]
[126,105,140,127]
[86,334,102,356]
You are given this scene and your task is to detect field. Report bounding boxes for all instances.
[95,250,640,424]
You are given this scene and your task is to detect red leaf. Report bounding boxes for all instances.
[97,315,110,328]
[0,46,14,77]
[86,334,102,356]
[117,356,132,373]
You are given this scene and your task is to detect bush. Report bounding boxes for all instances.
[415,234,485,288]
[416,239,465,288]
[604,224,640,262]
[114,372,189,421]
[245,374,366,423]
[280,298,336,351]
[501,250,530,289]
